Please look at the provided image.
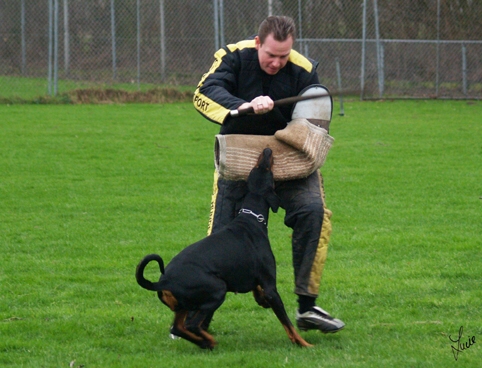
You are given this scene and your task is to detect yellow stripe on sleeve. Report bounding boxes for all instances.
[193,90,230,125]
[197,48,227,87]
[194,39,256,124]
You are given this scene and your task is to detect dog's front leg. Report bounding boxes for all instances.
[252,285,270,308]
[263,289,313,347]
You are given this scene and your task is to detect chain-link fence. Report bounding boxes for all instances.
[1,0,481,100]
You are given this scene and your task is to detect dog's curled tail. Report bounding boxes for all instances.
[135,253,165,291]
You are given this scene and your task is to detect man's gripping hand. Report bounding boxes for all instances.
[238,96,274,115]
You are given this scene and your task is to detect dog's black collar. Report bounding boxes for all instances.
[239,208,266,225]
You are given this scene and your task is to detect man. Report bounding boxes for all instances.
[193,15,344,334]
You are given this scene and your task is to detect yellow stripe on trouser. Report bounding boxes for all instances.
[207,170,219,236]
[307,172,332,296]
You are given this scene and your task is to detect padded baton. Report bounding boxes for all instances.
[229,91,332,118]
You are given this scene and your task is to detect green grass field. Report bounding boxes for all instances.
[1,100,481,367]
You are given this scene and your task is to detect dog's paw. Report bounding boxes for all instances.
[199,340,217,350]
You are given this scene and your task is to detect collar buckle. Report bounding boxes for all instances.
[239,208,265,224]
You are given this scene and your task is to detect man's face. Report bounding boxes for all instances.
[255,34,293,75]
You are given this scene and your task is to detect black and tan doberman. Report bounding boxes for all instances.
[135,148,312,349]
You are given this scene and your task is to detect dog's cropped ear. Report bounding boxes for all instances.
[267,191,280,213]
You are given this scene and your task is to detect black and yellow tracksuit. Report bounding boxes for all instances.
[193,38,332,298]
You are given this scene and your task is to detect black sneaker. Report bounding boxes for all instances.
[296,306,345,333]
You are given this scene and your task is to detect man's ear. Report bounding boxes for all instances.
[254,36,261,50]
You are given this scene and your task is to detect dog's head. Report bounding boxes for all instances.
[247,148,280,213]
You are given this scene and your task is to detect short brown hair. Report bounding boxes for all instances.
[258,16,296,44]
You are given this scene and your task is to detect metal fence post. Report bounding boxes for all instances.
[373,0,383,98]
[48,0,53,95]
[212,0,224,51]
[159,0,166,82]
[296,0,309,57]
[380,42,385,96]
[213,0,219,51]
[21,0,26,75]
[360,0,367,100]
[63,0,70,76]
[297,0,304,55]
[54,0,59,96]
[136,0,141,90]
[436,0,440,97]
[111,0,117,80]
[336,58,344,116]
[462,44,467,96]
[219,0,225,48]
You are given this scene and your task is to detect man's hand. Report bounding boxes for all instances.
[238,96,274,115]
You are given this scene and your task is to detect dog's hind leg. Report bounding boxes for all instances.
[170,311,217,350]
[186,310,218,348]
[159,290,178,310]
[186,310,214,331]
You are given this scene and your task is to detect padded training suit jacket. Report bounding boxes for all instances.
[193,38,320,136]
